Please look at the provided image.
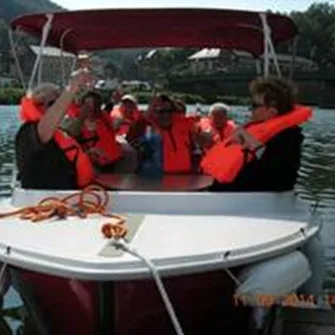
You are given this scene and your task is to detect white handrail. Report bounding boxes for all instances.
[59,29,72,88]
[259,13,282,77]
[28,13,54,94]
[8,28,27,90]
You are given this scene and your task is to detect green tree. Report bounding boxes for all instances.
[291,2,335,69]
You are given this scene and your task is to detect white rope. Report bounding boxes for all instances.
[8,29,26,90]
[224,267,241,286]
[111,239,184,335]
[0,263,7,287]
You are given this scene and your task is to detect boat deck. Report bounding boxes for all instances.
[266,306,335,335]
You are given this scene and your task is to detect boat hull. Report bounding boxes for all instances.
[16,267,250,335]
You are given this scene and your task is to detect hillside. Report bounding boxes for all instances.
[0,0,63,51]
[0,0,63,22]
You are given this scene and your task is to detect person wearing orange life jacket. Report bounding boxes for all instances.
[76,92,121,166]
[65,91,138,174]
[204,103,236,142]
[205,76,311,192]
[110,94,142,136]
[139,94,194,174]
[15,71,96,190]
[196,102,236,152]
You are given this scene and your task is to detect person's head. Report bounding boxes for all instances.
[77,51,91,69]
[81,91,102,116]
[209,102,230,129]
[120,94,138,117]
[153,94,175,128]
[249,76,297,122]
[174,99,187,116]
[31,83,61,110]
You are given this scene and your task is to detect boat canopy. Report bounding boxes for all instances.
[10,8,298,56]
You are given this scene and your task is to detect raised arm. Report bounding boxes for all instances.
[37,70,95,143]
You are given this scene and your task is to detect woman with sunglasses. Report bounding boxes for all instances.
[208,76,308,192]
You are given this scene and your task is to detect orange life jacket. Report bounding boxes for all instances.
[158,120,192,173]
[20,96,44,122]
[110,105,142,135]
[199,118,236,143]
[201,105,312,183]
[20,96,94,188]
[81,115,122,166]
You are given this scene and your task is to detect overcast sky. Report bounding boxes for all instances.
[53,0,328,13]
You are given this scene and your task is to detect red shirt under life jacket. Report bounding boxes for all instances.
[20,96,94,188]
[200,105,313,183]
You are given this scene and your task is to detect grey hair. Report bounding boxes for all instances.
[30,82,60,104]
[209,102,231,115]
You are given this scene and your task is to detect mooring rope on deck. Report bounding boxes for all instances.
[0,185,127,238]
[0,185,184,333]
[110,238,185,335]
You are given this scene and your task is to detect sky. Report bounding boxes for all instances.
[53,0,329,13]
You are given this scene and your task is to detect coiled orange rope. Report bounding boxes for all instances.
[0,185,127,239]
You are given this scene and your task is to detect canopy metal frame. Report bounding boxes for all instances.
[9,10,296,94]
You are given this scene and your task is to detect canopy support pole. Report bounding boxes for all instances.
[59,29,72,88]
[8,28,27,91]
[28,13,53,95]
[255,58,262,76]
[259,13,282,77]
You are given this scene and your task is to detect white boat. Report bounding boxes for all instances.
[1,8,324,335]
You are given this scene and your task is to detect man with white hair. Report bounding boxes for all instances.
[197,102,236,149]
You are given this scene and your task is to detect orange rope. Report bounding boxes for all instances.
[0,185,127,239]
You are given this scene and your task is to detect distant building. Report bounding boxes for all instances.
[29,45,76,84]
[188,48,319,75]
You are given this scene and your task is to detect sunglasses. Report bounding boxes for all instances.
[250,101,277,111]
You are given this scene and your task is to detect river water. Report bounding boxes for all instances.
[0,105,334,329]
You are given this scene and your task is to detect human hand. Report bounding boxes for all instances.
[193,131,214,150]
[67,68,97,93]
[87,147,105,160]
[230,127,262,151]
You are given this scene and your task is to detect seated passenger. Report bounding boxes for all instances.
[66,91,138,174]
[15,71,95,189]
[199,102,236,147]
[205,76,311,192]
[131,94,195,175]
[110,94,142,135]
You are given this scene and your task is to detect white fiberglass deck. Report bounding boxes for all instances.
[0,189,319,280]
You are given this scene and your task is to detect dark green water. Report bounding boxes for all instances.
[0,105,334,331]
